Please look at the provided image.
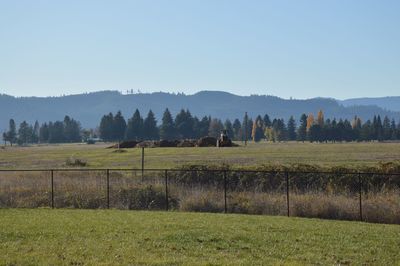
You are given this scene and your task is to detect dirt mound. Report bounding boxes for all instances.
[159,140,180,147]
[197,137,217,147]
[136,141,159,148]
[177,140,196,147]
[108,140,139,149]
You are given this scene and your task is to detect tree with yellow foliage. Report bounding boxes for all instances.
[317,110,324,126]
[306,114,314,131]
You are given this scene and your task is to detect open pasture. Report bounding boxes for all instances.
[1,141,400,169]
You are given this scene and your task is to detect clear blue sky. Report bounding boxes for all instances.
[1,0,399,99]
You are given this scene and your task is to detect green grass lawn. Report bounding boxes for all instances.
[1,141,400,169]
[0,209,399,265]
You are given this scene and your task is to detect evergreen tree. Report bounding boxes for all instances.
[287,116,297,141]
[17,121,33,145]
[308,124,322,142]
[7,119,17,146]
[246,118,253,141]
[297,114,307,142]
[232,119,241,141]
[390,119,397,140]
[197,116,210,138]
[159,108,176,140]
[99,113,114,141]
[224,119,234,139]
[48,121,65,143]
[360,120,373,141]
[39,123,50,143]
[263,114,272,128]
[143,110,159,140]
[382,116,391,140]
[125,109,143,140]
[242,113,249,141]
[272,118,287,141]
[175,109,194,139]
[113,111,127,142]
[32,120,40,143]
[64,116,81,142]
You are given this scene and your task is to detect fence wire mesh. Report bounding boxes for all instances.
[0,168,399,224]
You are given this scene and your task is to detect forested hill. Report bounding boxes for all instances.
[1,90,399,130]
[339,97,400,112]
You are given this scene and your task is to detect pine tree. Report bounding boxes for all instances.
[125,109,143,141]
[33,121,40,143]
[232,119,241,141]
[159,108,176,140]
[242,113,249,141]
[64,116,81,142]
[197,116,210,138]
[17,121,33,145]
[263,114,272,128]
[224,119,234,139]
[39,123,50,143]
[175,109,194,139]
[287,116,297,141]
[113,111,127,142]
[99,113,114,141]
[143,110,159,140]
[7,119,17,146]
[297,114,307,142]
[48,121,65,143]
[390,119,397,140]
[382,116,391,140]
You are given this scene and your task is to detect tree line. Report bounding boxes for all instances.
[99,108,400,143]
[2,116,81,145]
[3,109,400,145]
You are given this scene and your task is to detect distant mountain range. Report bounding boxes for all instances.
[339,97,400,112]
[1,90,400,131]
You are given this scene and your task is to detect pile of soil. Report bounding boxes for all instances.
[107,136,238,149]
[159,140,180,147]
[107,140,139,149]
[197,137,217,147]
[177,140,196,147]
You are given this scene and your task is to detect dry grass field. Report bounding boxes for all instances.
[1,141,400,169]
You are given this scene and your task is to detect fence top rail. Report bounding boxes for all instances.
[0,168,400,176]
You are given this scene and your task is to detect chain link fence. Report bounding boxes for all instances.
[0,169,399,224]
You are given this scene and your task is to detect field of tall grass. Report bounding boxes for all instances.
[1,164,399,224]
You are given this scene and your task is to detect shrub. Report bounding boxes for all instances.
[118,185,177,210]
[65,157,87,167]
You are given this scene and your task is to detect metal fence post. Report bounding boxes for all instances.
[286,171,290,217]
[358,173,363,222]
[165,170,169,211]
[50,170,54,209]
[106,169,110,209]
[141,147,145,181]
[224,170,227,213]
